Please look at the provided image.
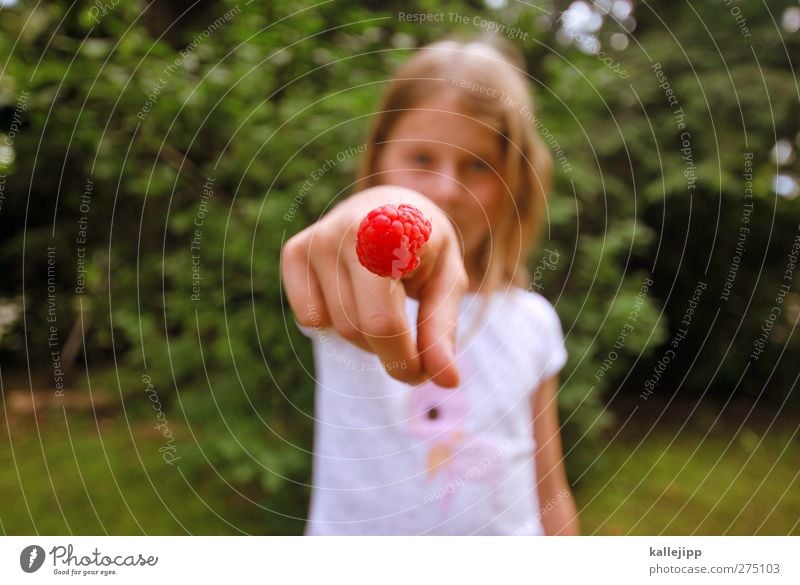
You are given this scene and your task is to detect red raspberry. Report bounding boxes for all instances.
[356,204,432,278]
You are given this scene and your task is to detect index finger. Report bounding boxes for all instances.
[415,237,468,388]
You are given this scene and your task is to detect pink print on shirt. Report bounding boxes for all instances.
[407,378,505,514]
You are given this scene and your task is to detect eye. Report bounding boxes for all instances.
[410,152,432,166]
[468,158,492,172]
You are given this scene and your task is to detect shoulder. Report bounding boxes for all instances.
[507,288,568,379]
[507,287,563,331]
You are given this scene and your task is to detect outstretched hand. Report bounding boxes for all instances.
[281,185,468,388]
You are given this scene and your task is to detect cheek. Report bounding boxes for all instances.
[473,179,506,222]
[376,149,412,187]
[458,186,505,253]
[459,193,501,250]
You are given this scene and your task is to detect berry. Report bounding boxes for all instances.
[356,204,432,278]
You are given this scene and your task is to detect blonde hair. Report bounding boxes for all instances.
[356,35,553,294]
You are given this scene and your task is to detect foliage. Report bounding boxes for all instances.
[607,1,800,405]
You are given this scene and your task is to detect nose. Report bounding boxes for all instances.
[429,164,462,209]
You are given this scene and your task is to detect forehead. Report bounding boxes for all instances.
[386,92,503,153]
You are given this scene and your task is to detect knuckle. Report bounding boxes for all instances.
[294,314,315,329]
[387,365,424,386]
[296,306,326,329]
[281,234,304,264]
[308,224,335,250]
[333,319,361,344]
[361,313,404,338]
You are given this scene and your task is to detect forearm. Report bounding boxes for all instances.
[532,375,581,535]
[538,481,580,536]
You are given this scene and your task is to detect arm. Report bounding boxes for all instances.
[532,373,580,535]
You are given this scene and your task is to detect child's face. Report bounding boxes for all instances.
[376,92,506,260]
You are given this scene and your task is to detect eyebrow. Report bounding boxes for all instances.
[467,149,501,163]
[391,138,501,161]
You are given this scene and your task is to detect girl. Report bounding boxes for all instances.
[281,35,579,535]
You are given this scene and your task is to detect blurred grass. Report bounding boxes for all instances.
[1,399,797,535]
[0,410,305,535]
[574,400,800,535]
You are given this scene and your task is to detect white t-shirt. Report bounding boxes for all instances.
[301,286,567,535]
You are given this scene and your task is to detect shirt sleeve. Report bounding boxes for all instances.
[541,304,568,379]
[525,291,568,379]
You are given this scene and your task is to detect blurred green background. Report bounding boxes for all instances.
[0,0,798,535]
